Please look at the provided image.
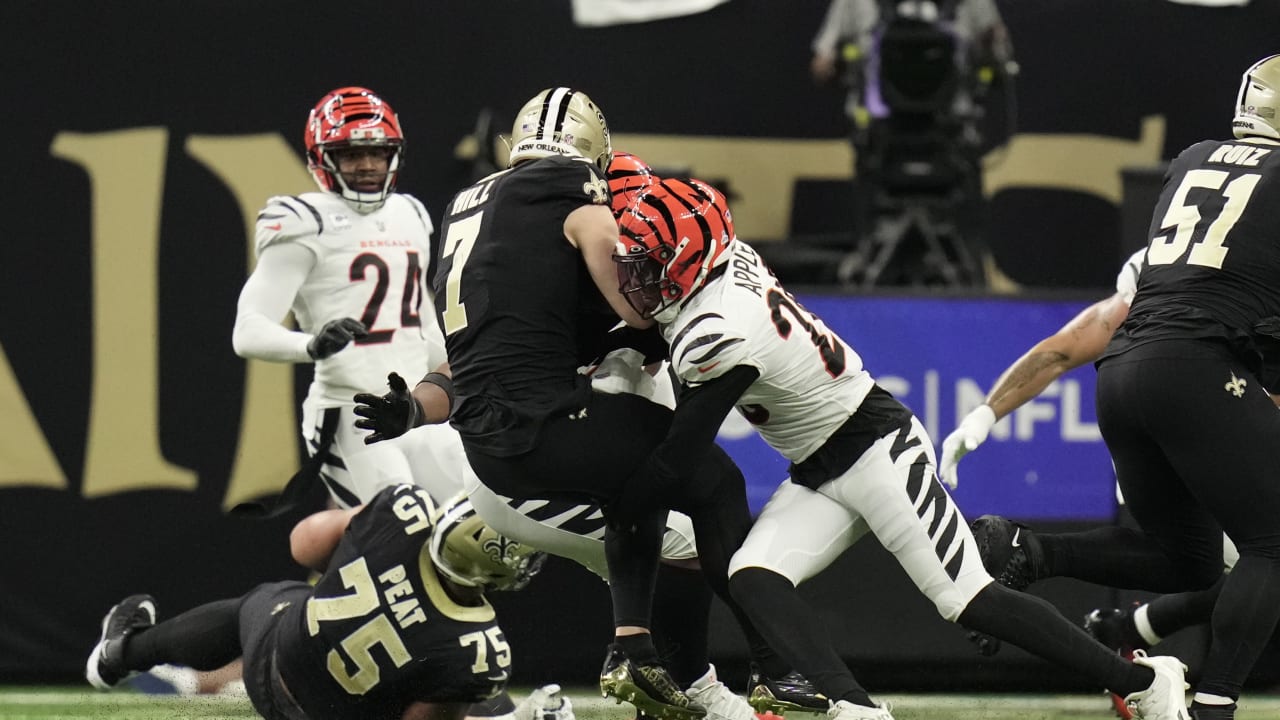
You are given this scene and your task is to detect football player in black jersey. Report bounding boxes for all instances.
[963,54,1280,720]
[87,485,544,720]
[355,89,798,720]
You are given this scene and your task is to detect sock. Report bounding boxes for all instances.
[125,599,241,672]
[1198,555,1280,701]
[729,567,870,704]
[605,509,665,628]
[1192,693,1235,706]
[678,448,791,678]
[958,583,1155,696]
[1038,527,1189,590]
[618,633,660,665]
[1132,604,1164,647]
[652,563,712,688]
[1144,577,1224,639]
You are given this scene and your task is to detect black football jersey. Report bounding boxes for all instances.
[434,155,613,455]
[1102,138,1280,372]
[276,485,508,720]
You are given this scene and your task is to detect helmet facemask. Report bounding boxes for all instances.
[306,87,406,213]
[429,495,547,592]
[615,240,680,320]
[1233,54,1280,141]
[614,179,736,323]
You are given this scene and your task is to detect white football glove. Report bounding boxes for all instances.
[514,684,574,720]
[938,404,997,490]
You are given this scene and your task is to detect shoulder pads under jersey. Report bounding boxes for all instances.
[397,193,436,238]
[254,195,325,254]
[668,311,751,384]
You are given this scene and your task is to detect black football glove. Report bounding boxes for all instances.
[353,372,424,444]
[307,318,368,360]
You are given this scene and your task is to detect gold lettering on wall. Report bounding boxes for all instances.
[186,134,313,510]
[50,129,198,497]
[0,346,67,489]
[982,115,1167,203]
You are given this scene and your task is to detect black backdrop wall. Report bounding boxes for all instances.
[2,0,1279,686]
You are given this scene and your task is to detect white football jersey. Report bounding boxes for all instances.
[254,192,444,405]
[662,240,876,463]
[1115,247,1147,306]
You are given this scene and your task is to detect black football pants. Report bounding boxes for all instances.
[1097,338,1280,700]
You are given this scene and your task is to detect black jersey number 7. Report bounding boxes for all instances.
[1147,170,1261,269]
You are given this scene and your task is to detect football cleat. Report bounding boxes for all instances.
[970,515,1047,591]
[600,644,706,720]
[86,594,157,690]
[826,700,895,720]
[1124,650,1190,720]
[747,663,828,714]
[1084,605,1143,720]
[686,664,755,720]
[964,515,1048,658]
[1084,606,1143,655]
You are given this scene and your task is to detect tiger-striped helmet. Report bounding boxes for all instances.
[1234,54,1280,140]
[305,87,405,212]
[614,178,736,323]
[606,151,658,216]
[429,494,546,591]
[508,87,612,171]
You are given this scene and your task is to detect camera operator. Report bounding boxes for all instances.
[810,0,1014,287]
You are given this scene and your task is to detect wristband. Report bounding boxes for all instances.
[419,372,455,418]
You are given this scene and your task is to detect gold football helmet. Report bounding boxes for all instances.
[429,494,546,591]
[1234,54,1280,140]
[508,87,612,171]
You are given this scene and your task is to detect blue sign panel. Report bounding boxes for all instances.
[717,294,1120,522]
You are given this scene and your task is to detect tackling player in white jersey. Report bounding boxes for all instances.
[611,178,1191,720]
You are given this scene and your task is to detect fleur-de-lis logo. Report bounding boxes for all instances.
[482,535,517,564]
[583,175,609,205]
[1225,372,1248,398]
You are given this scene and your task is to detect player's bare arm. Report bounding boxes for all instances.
[985,291,1130,419]
[289,506,361,571]
[413,362,454,424]
[567,203,654,330]
[939,289,1130,489]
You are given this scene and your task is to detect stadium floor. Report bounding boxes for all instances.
[3,687,1280,720]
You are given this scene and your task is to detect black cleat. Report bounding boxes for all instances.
[599,644,706,720]
[747,663,828,714]
[970,515,1046,592]
[964,515,1047,657]
[1083,606,1142,656]
[1084,604,1145,720]
[86,594,157,690]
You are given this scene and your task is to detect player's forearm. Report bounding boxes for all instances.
[232,311,313,363]
[984,346,1072,420]
[411,363,453,424]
